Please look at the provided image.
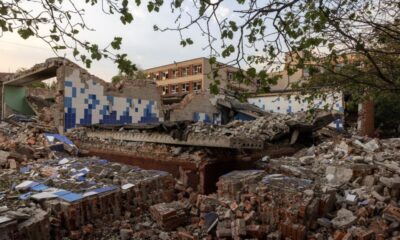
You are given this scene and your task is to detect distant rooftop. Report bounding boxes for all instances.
[0,72,13,82]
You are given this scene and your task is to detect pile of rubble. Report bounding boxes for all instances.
[140,136,400,239]
[0,119,60,170]
[0,156,175,239]
[1,106,399,239]
[187,110,339,142]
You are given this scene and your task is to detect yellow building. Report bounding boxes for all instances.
[269,52,309,91]
[144,57,257,95]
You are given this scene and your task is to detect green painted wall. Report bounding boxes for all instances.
[4,86,35,115]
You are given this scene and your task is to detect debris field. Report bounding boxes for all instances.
[0,112,399,240]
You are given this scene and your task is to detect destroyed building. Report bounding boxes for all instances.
[1,57,398,240]
[0,58,164,132]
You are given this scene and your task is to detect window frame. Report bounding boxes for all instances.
[193,81,202,92]
[171,85,177,94]
[181,83,190,92]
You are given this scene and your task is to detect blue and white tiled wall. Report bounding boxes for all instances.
[64,70,162,130]
[248,92,344,129]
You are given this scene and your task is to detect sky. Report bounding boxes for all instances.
[0,1,233,81]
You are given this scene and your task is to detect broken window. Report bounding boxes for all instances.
[193,65,202,74]
[182,83,190,92]
[193,81,202,92]
[162,86,169,95]
[171,85,177,94]
[164,71,169,79]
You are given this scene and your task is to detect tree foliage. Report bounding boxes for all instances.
[111,68,146,85]
[2,0,399,95]
[0,0,137,74]
[144,0,400,94]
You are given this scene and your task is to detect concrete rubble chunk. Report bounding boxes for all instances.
[331,208,357,229]
[325,166,353,186]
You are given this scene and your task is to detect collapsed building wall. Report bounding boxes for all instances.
[58,66,164,131]
[3,85,35,116]
[1,58,164,131]
[248,91,344,129]
[167,92,220,123]
[248,91,344,114]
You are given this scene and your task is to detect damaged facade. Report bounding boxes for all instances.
[1,58,163,132]
[1,57,396,240]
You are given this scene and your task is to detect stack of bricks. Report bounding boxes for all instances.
[216,170,265,201]
[258,175,324,240]
[0,158,176,239]
[44,171,175,238]
[0,209,50,240]
[214,171,335,239]
[149,200,190,230]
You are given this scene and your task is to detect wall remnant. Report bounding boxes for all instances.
[248,92,344,129]
[62,67,163,130]
[166,92,220,123]
[4,86,35,116]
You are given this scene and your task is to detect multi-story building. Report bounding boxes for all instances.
[144,57,257,96]
[268,52,309,91]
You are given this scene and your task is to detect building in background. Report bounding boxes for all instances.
[268,52,309,91]
[144,57,257,96]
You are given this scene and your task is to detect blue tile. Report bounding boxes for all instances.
[58,192,83,202]
[53,190,71,197]
[31,184,49,192]
[65,81,73,87]
[64,97,72,108]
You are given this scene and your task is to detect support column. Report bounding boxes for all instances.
[357,99,375,137]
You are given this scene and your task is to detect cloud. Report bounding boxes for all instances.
[216,5,230,18]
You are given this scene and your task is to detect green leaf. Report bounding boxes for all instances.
[147,2,154,12]
[180,40,186,47]
[50,35,60,41]
[85,59,92,68]
[120,12,133,24]
[246,67,256,78]
[73,48,79,57]
[229,21,238,31]
[174,0,183,8]
[186,38,193,45]
[209,57,216,64]
[227,31,233,39]
[111,37,122,50]
[17,28,34,39]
